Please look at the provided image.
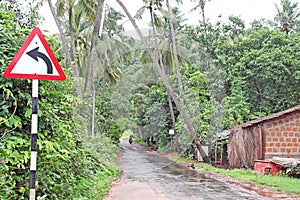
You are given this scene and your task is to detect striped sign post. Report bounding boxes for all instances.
[3,27,66,199]
[29,79,38,200]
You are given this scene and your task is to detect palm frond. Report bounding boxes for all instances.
[134,6,146,20]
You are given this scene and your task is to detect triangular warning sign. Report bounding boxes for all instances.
[4,27,66,80]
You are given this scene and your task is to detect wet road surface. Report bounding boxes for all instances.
[104,139,274,200]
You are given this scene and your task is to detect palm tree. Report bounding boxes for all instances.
[191,0,211,24]
[136,0,177,149]
[117,0,210,163]
[56,0,80,78]
[46,0,99,96]
[159,3,187,153]
[84,0,106,94]
[137,0,187,152]
[273,0,300,33]
[166,0,184,95]
[46,0,73,77]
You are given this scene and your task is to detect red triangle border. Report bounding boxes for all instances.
[3,27,66,81]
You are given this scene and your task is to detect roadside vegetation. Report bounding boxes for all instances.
[0,3,121,199]
[132,137,149,147]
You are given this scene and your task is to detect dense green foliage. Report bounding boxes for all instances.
[3,0,41,29]
[187,18,300,127]
[126,15,299,152]
[0,4,120,199]
[95,87,126,144]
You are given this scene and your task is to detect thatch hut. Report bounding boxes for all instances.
[228,125,263,168]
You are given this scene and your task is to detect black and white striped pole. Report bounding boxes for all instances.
[3,27,66,200]
[30,79,38,200]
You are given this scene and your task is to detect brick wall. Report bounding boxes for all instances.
[263,111,300,159]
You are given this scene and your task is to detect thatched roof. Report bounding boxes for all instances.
[241,105,300,128]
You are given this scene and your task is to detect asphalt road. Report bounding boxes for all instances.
[103,137,273,200]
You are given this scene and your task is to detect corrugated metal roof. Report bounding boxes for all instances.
[213,129,231,142]
[217,129,231,139]
[241,105,300,128]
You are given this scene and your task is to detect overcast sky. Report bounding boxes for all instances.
[39,0,299,34]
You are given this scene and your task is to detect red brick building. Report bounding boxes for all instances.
[261,106,300,159]
[226,105,300,168]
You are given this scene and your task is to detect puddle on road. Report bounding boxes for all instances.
[119,146,277,200]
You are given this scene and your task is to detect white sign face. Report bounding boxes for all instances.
[10,35,60,75]
[4,27,66,80]
[169,129,175,135]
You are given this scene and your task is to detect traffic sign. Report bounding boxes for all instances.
[4,27,66,80]
[169,129,175,135]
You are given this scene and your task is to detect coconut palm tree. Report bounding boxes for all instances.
[273,0,300,33]
[136,1,187,152]
[166,0,184,95]
[156,4,187,152]
[45,0,97,95]
[84,0,106,94]
[191,0,211,24]
[46,0,73,76]
[117,0,210,163]
[56,0,80,78]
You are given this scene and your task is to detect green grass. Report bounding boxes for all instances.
[169,156,300,195]
[123,130,133,136]
[169,155,194,163]
[132,137,148,147]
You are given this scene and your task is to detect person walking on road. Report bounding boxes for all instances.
[129,135,133,144]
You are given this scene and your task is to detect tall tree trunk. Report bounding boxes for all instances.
[117,0,210,163]
[47,0,81,95]
[150,2,178,151]
[200,0,206,24]
[148,2,156,38]
[165,1,184,153]
[68,7,82,96]
[47,0,73,75]
[84,0,106,94]
[166,0,184,95]
[68,7,80,78]
[84,0,106,136]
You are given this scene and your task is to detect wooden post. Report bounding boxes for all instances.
[30,79,38,200]
[220,144,223,165]
[215,142,218,164]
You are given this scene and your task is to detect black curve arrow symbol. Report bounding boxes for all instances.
[26,47,53,74]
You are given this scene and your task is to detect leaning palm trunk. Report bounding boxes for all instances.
[166,0,184,94]
[68,7,80,78]
[84,0,106,94]
[84,0,106,136]
[150,2,179,153]
[117,0,210,163]
[166,0,183,152]
[47,0,81,95]
[47,0,73,74]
